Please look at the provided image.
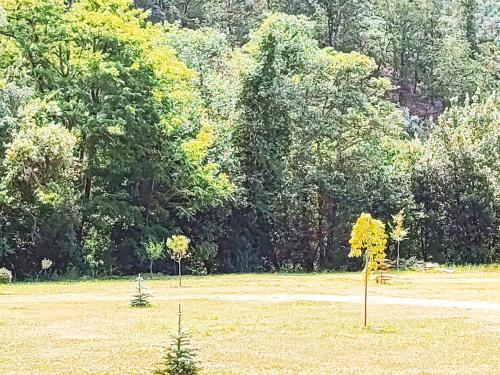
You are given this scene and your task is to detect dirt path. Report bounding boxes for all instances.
[3,292,500,311]
[204,293,500,311]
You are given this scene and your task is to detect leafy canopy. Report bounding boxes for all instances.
[390,211,408,243]
[348,213,388,272]
[166,235,191,261]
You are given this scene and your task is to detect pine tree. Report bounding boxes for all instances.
[130,274,151,307]
[155,304,200,375]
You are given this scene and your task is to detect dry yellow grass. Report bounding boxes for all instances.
[1,271,499,374]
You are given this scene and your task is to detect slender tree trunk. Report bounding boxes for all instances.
[77,141,94,249]
[364,253,368,327]
[77,174,92,245]
[150,260,153,279]
[144,178,154,229]
[76,143,86,247]
[318,191,325,268]
[396,241,400,271]
[412,51,419,93]
[204,260,212,275]
[326,12,334,47]
[177,303,182,337]
[316,140,328,269]
[178,259,182,287]
[422,225,428,262]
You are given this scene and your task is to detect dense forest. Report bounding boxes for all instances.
[0,0,498,279]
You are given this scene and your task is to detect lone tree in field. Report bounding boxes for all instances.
[130,274,151,307]
[348,213,388,327]
[166,235,191,286]
[144,239,164,279]
[155,304,200,375]
[390,211,408,271]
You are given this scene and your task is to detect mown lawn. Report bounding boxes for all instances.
[1,271,499,374]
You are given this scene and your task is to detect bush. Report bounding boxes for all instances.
[0,267,13,283]
[399,257,426,271]
[279,259,304,273]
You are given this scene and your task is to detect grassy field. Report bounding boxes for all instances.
[1,271,499,374]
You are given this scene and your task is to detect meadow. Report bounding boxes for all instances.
[1,270,499,374]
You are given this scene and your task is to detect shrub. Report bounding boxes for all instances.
[399,257,426,271]
[0,267,12,283]
[279,259,304,273]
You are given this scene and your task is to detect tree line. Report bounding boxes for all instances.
[0,0,498,279]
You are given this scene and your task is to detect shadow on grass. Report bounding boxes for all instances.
[360,325,397,334]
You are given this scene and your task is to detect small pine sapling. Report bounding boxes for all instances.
[166,235,191,287]
[155,304,200,375]
[348,213,388,327]
[130,274,151,307]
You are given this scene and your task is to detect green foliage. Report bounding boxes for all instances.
[166,235,190,262]
[431,34,496,103]
[0,0,231,277]
[0,84,34,154]
[398,256,427,271]
[136,0,498,103]
[0,5,5,27]
[82,227,111,275]
[191,241,218,273]
[231,12,405,270]
[412,94,499,263]
[232,13,319,269]
[143,239,164,277]
[0,2,498,277]
[4,123,76,202]
[84,253,104,277]
[0,266,12,283]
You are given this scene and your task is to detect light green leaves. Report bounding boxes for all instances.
[166,234,191,262]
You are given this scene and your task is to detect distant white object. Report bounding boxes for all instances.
[436,267,455,273]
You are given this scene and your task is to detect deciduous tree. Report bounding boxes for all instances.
[348,212,388,326]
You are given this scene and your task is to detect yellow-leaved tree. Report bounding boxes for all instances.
[166,235,191,287]
[348,213,388,326]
